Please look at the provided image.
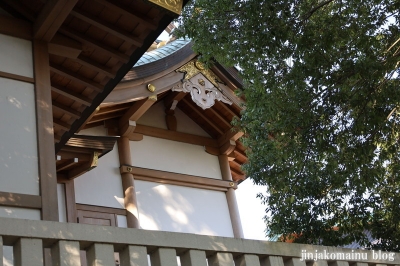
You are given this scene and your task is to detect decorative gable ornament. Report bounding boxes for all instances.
[173,60,233,110]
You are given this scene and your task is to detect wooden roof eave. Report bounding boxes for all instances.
[54,4,187,153]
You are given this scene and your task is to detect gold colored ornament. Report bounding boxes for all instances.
[198,78,205,86]
[148,95,158,101]
[229,182,235,187]
[176,60,223,88]
[147,0,183,14]
[147,83,156,92]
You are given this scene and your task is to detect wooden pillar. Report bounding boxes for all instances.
[33,40,59,221]
[117,136,140,228]
[218,154,244,238]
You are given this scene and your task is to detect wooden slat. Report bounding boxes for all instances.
[134,124,219,148]
[51,84,92,106]
[33,40,59,221]
[70,8,143,47]
[52,101,81,119]
[75,55,116,78]
[59,27,130,63]
[88,111,125,124]
[64,181,77,223]
[0,14,32,40]
[182,98,224,135]
[93,0,158,30]
[34,0,79,41]
[50,63,104,92]
[0,191,42,209]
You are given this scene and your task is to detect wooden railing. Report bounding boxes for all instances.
[0,217,398,266]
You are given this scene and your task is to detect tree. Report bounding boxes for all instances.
[177,0,400,250]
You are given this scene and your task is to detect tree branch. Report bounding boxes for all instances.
[302,0,335,22]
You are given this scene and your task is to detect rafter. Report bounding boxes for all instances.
[0,15,32,40]
[52,101,81,119]
[50,63,103,92]
[34,0,79,41]
[51,84,92,106]
[92,0,158,30]
[207,107,232,128]
[181,98,224,135]
[70,8,143,47]
[53,118,71,131]
[59,27,130,63]
[75,55,116,78]
[48,34,82,59]
[218,129,244,146]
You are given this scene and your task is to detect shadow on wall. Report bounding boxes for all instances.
[135,181,234,237]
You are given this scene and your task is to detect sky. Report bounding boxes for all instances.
[236,178,269,241]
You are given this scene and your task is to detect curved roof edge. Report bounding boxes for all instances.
[134,38,191,67]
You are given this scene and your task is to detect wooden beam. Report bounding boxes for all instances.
[76,204,127,216]
[77,106,100,132]
[53,118,71,131]
[57,150,92,161]
[0,191,42,209]
[64,181,77,223]
[52,101,81,119]
[215,100,239,119]
[70,8,143,47]
[68,151,99,179]
[0,70,34,84]
[97,104,131,115]
[87,111,125,124]
[0,15,32,40]
[48,34,82,59]
[59,27,130,63]
[33,40,59,221]
[121,166,237,191]
[218,129,244,146]
[219,139,236,155]
[234,149,248,163]
[134,124,219,148]
[56,158,79,172]
[34,0,79,41]
[231,168,246,181]
[75,55,116,78]
[208,107,232,128]
[92,0,158,30]
[51,84,92,106]
[50,63,103,92]
[182,98,224,135]
[1,0,35,21]
[119,97,157,136]
[164,91,186,109]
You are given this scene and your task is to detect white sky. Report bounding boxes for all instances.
[236,179,269,241]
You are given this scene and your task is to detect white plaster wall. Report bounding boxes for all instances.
[57,184,67,223]
[138,101,210,137]
[74,144,124,209]
[130,136,222,179]
[0,34,33,78]
[0,78,39,195]
[0,207,40,220]
[117,215,127,228]
[136,180,233,237]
